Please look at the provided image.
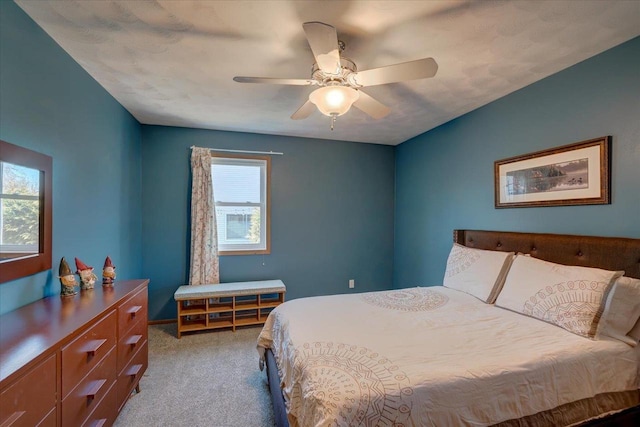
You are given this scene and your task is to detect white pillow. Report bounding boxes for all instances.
[596,276,640,346]
[443,243,514,303]
[495,255,623,339]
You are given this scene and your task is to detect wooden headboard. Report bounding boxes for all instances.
[454,230,640,279]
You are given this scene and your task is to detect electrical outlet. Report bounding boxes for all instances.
[349,279,355,289]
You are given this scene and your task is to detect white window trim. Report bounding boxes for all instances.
[0,161,40,253]
[211,153,270,255]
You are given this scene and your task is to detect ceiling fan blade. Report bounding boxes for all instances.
[349,58,438,87]
[233,76,315,86]
[291,100,316,120]
[302,22,341,75]
[353,90,390,119]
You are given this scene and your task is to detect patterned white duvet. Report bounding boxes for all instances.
[257,286,639,427]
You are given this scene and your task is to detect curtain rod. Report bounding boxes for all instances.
[190,146,283,156]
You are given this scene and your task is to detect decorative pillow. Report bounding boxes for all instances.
[442,243,515,303]
[596,276,640,346]
[495,255,623,339]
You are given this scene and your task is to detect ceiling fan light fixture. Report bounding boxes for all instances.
[309,86,359,117]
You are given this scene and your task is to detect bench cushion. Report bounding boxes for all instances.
[174,280,286,300]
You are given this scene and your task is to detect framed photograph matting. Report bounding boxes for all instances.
[495,136,611,208]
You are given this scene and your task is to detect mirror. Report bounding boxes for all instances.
[0,139,52,283]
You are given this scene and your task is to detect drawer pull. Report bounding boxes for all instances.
[126,364,143,377]
[127,305,142,318]
[92,419,107,427]
[83,338,107,356]
[86,378,107,400]
[0,411,25,427]
[126,334,142,346]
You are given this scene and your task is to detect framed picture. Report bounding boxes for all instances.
[495,136,611,208]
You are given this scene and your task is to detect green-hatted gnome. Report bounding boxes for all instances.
[59,257,78,297]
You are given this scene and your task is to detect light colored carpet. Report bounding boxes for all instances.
[115,324,276,427]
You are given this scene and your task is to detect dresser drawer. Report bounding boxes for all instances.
[80,381,117,427]
[0,355,56,427]
[118,288,147,337]
[116,340,148,411]
[61,311,117,399]
[117,315,148,374]
[62,348,116,427]
[38,408,57,427]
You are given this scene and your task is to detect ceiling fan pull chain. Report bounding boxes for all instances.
[330,115,337,131]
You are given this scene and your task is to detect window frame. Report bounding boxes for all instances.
[211,153,271,256]
[0,139,52,284]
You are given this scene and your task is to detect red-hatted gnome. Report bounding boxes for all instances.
[59,257,78,297]
[102,256,116,287]
[75,257,97,290]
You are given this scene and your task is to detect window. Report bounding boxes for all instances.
[0,161,40,257]
[211,154,270,255]
[0,139,52,284]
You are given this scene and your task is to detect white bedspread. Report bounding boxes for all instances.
[257,286,639,427]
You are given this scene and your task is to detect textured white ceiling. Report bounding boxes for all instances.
[15,0,640,145]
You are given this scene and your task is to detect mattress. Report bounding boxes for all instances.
[257,286,639,426]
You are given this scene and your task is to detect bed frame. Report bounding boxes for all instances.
[453,230,640,280]
[266,230,640,427]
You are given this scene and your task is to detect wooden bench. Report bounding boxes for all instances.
[174,280,286,338]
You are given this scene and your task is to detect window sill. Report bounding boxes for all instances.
[219,249,270,256]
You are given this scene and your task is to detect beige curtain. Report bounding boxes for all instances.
[189,147,219,285]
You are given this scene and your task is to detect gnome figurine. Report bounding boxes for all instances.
[75,257,98,290]
[102,256,116,287]
[59,257,78,297]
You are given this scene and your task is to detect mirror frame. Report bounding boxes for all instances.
[0,139,52,283]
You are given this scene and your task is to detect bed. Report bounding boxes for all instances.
[257,230,640,426]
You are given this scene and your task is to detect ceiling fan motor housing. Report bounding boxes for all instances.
[312,57,358,87]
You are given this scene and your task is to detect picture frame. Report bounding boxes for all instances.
[494,136,611,208]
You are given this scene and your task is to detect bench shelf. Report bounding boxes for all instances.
[174,280,286,338]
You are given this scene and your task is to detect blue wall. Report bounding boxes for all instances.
[141,126,395,320]
[3,0,638,321]
[394,37,640,289]
[0,1,143,314]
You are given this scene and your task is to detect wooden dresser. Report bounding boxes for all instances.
[0,279,149,427]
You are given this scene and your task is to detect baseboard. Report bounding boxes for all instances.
[148,318,177,325]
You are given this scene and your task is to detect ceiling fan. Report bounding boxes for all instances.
[233,22,438,130]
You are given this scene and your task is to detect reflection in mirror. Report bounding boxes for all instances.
[0,162,41,260]
[0,139,52,284]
